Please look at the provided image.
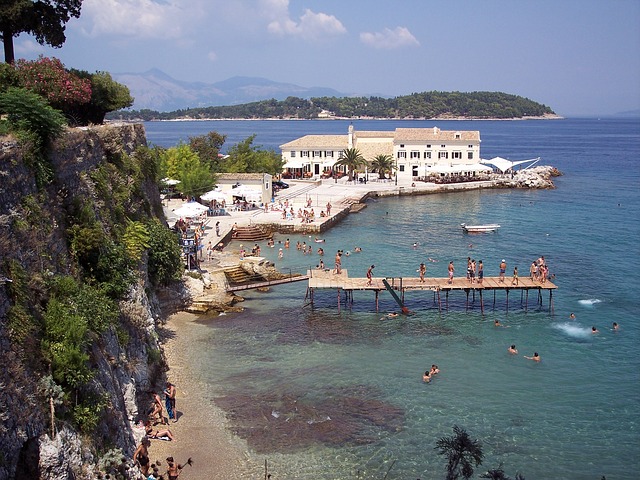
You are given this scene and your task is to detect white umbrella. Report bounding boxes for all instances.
[201,189,227,202]
[173,202,208,217]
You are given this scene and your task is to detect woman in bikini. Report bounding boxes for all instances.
[145,421,174,441]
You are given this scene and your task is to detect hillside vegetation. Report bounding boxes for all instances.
[108,91,556,121]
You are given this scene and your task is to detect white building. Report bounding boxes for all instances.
[279,125,491,183]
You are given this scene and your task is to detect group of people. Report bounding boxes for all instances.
[133,381,181,479]
[508,344,540,362]
[569,313,620,334]
[423,364,440,383]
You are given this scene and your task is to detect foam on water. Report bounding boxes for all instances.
[578,298,602,306]
[552,322,594,339]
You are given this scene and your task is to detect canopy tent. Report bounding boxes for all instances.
[172,202,208,218]
[481,157,540,173]
[200,189,228,202]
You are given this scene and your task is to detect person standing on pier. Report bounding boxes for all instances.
[499,259,507,282]
[335,251,342,274]
[367,265,375,285]
[511,266,519,286]
[478,260,484,284]
[448,261,455,284]
[419,263,426,282]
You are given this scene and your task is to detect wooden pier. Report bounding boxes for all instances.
[305,269,557,313]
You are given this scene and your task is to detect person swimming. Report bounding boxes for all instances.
[423,371,431,383]
[508,344,518,355]
[524,352,541,362]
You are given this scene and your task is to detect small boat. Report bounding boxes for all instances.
[461,223,500,233]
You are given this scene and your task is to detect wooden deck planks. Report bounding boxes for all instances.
[307,269,557,292]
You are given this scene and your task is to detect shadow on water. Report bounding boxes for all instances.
[213,383,404,454]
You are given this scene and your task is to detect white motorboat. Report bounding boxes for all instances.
[461,223,501,233]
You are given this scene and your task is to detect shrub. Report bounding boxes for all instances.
[13,56,91,110]
[146,219,182,286]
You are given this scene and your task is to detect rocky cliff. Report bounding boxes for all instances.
[0,124,179,479]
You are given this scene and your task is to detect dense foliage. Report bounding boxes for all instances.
[108,91,555,121]
[1,56,133,126]
[158,132,284,197]
[0,0,83,63]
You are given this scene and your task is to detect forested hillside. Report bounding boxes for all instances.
[108,91,556,121]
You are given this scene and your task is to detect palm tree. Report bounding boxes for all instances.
[435,425,484,480]
[334,147,367,182]
[370,154,395,179]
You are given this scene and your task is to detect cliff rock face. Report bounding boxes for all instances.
[0,124,171,480]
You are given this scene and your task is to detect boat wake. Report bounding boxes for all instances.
[578,298,602,307]
[553,323,593,339]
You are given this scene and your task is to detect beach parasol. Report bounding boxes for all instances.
[161,177,181,186]
[172,202,208,218]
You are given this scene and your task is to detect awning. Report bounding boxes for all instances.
[284,159,310,169]
[481,157,540,173]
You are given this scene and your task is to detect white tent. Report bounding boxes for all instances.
[172,202,208,218]
[481,157,540,173]
[231,185,262,200]
[200,189,228,202]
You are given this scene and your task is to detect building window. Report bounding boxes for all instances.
[313,150,322,157]
[455,133,461,139]
[426,144,431,148]
[398,151,407,158]
[438,152,448,159]
[291,151,296,158]
[399,165,405,172]
[441,145,446,148]
[302,151,310,157]
[410,151,420,158]
[400,144,405,148]
[468,145,473,148]
[325,151,334,157]
[468,151,474,160]
[452,151,462,159]
[425,151,432,159]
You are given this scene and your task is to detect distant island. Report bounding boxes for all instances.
[107,91,558,122]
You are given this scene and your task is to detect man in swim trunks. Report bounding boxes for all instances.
[524,352,541,362]
[419,263,426,282]
[508,344,518,355]
[478,260,484,284]
[366,265,375,285]
[448,261,454,284]
[499,259,507,282]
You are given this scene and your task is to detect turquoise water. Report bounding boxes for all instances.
[147,118,640,479]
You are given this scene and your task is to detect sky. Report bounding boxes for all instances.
[10,0,640,116]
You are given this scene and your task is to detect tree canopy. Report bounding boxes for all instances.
[108,91,555,121]
[1,0,83,64]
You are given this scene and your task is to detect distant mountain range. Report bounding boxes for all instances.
[113,69,348,112]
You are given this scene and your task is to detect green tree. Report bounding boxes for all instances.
[1,0,84,64]
[160,143,216,198]
[223,135,284,175]
[370,153,395,179]
[146,219,182,286]
[189,131,227,171]
[435,425,484,480]
[334,147,366,182]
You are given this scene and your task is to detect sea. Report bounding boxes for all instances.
[145,118,640,480]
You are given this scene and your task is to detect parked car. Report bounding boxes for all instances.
[273,180,289,190]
